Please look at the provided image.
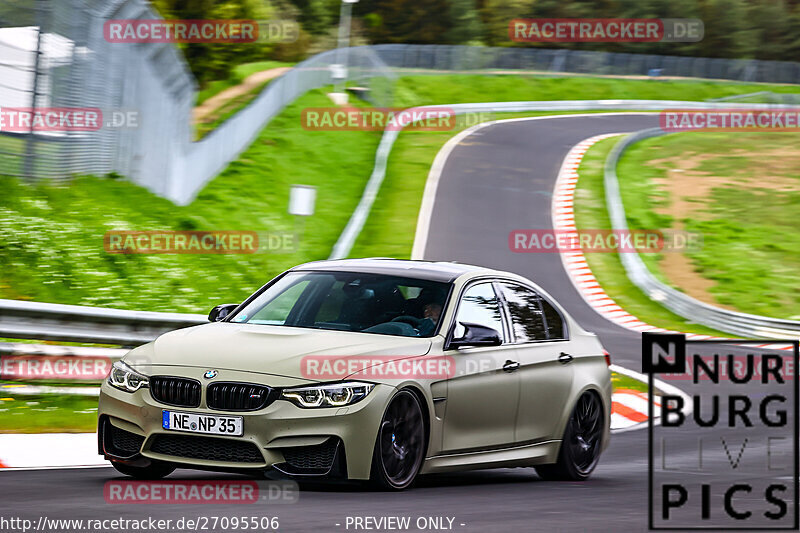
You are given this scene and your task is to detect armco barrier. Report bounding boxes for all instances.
[7,14,800,207]
[0,298,206,345]
[329,100,800,340]
[1,107,797,349]
[604,128,800,339]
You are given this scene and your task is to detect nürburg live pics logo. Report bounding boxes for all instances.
[644,332,799,530]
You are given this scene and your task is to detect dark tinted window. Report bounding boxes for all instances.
[232,272,450,338]
[499,283,546,342]
[499,283,565,342]
[453,282,505,342]
[542,298,565,340]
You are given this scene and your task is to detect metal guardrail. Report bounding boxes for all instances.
[329,99,800,340]
[2,104,798,349]
[8,25,800,206]
[0,343,126,391]
[330,99,798,260]
[604,129,800,339]
[371,44,800,85]
[0,298,206,345]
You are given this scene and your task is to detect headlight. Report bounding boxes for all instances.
[108,361,149,393]
[281,382,374,408]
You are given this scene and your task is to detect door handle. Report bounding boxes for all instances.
[559,352,573,364]
[503,360,520,372]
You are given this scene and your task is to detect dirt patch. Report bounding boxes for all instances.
[193,67,292,124]
[647,148,800,220]
[642,146,800,308]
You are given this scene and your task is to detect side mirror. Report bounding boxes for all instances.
[208,303,239,322]
[447,322,502,349]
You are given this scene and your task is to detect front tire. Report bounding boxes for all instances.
[536,391,604,481]
[111,460,175,480]
[370,390,426,490]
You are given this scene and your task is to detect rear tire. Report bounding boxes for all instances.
[536,391,604,481]
[111,460,175,480]
[370,390,426,490]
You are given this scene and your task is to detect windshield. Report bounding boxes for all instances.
[230,271,451,338]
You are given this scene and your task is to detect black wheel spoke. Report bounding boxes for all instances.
[569,393,603,475]
[377,392,425,488]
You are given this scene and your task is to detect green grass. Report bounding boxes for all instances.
[391,74,800,107]
[196,60,294,105]
[616,132,800,319]
[4,74,800,315]
[612,372,648,394]
[572,137,729,337]
[0,90,383,313]
[0,394,97,433]
[195,81,273,140]
[351,74,800,260]
[349,110,610,259]
[195,60,295,140]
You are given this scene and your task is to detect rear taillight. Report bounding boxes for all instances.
[603,349,611,366]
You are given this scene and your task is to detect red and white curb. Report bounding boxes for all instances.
[609,364,691,434]
[552,133,795,353]
[611,389,656,430]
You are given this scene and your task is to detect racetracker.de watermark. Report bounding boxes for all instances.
[300,107,491,132]
[509,229,703,253]
[0,107,100,132]
[0,108,140,132]
[661,109,800,132]
[302,355,456,380]
[104,20,256,43]
[104,480,298,504]
[510,18,704,43]
[0,356,111,380]
[103,231,296,255]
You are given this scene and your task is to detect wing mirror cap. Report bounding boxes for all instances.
[448,322,502,349]
[208,303,239,322]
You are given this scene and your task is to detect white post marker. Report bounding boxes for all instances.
[289,185,316,250]
[289,185,316,217]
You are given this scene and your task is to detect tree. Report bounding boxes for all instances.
[446,0,484,44]
[152,0,274,85]
[748,0,792,60]
[478,0,534,46]
[697,0,756,58]
[289,0,339,35]
[358,0,452,44]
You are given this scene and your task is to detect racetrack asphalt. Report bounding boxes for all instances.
[1,113,795,532]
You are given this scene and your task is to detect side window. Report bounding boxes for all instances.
[499,283,547,342]
[541,298,566,340]
[499,283,567,342]
[453,282,505,341]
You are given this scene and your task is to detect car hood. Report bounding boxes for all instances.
[124,322,434,381]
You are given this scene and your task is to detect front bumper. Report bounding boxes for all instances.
[97,366,393,480]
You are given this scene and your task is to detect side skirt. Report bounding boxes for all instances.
[421,440,561,474]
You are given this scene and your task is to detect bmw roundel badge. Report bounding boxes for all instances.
[203,370,218,379]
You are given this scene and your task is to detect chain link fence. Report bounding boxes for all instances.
[371,44,800,84]
[0,0,395,204]
[2,5,800,204]
[0,0,197,192]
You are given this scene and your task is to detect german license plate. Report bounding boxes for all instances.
[162,410,243,436]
